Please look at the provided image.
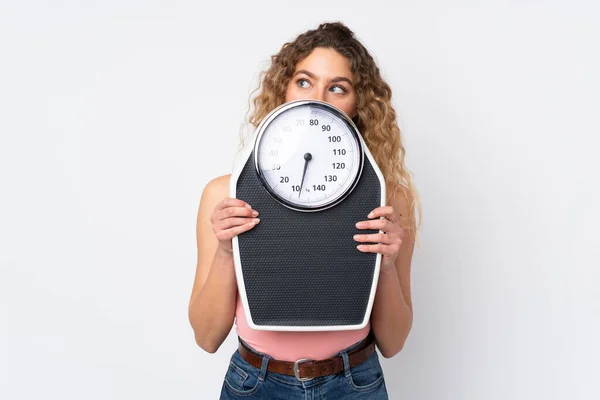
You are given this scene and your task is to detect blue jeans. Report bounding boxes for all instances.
[220,336,389,399]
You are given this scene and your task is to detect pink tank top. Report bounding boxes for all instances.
[234,290,371,362]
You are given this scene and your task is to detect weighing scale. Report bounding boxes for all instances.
[230,99,386,331]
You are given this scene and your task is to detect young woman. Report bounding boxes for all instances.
[189,21,422,399]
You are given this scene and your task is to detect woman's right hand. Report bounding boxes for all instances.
[210,197,260,254]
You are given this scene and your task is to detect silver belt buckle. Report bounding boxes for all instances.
[293,358,315,381]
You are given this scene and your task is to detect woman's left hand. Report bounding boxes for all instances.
[354,206,404,271]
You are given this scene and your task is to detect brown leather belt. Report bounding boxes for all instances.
[237,331,376,381]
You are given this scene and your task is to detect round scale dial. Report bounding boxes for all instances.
[254,100,364,211]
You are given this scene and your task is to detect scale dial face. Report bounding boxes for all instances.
[254,100,364,211]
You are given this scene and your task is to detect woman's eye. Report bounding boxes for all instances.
[330,85,347,94]
[297,78,310,88]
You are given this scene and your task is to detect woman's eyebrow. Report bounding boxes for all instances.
[293,69,354,86]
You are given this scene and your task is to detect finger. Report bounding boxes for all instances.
[356,243,396,256]
[212,206,258,223]
[353,233,395,245]
[380,211,398,224]
[215,197,252,212]
[367,206,395,219]
[215,219,259,241]
[355,219,398,232]
[217,216,261,231]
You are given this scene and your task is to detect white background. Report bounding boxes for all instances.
[1,1,598,399]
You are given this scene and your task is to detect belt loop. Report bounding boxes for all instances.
[258,354,269,381]
[341,351,352,377]
[239,336,250,349]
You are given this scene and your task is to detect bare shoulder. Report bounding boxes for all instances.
[202,174,231,203]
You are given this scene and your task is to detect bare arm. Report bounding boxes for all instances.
[189,247,237,353]
[188,175,259,353]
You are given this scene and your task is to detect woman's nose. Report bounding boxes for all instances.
[308,87,326,101]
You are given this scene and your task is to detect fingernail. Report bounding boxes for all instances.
[353,234,360,240]
[246,204,252,209]
[368,212,374,218]
[252,210,259,216]
[356,222,364,228]
[252,218,260,224]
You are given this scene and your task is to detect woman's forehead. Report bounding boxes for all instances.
[294,48,354,80]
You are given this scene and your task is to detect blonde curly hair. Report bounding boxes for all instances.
[237,21,422,246]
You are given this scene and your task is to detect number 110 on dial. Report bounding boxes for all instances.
[254,100,363,211]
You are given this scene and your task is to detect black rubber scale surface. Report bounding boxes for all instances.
[235,151,381,329]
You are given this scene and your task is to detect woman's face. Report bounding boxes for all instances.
[285,47,358,119]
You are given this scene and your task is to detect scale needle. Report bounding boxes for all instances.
[298,152,312,198]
